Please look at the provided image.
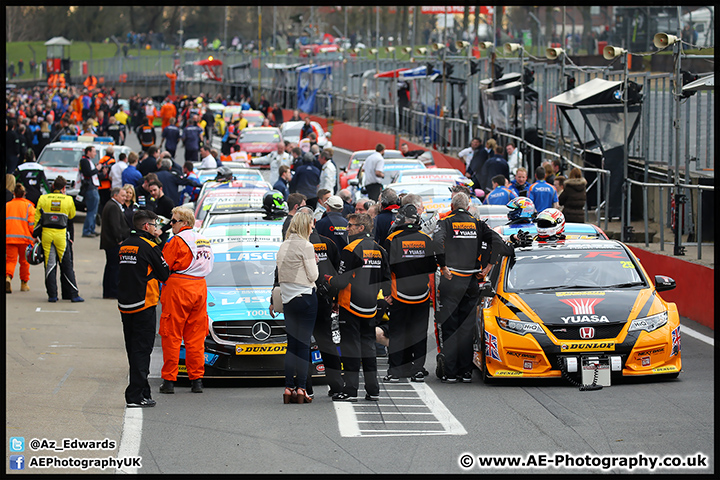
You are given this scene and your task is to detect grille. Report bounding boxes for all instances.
[548,323,625,340]
[211,320,286,343]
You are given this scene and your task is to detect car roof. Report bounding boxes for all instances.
[514,238,625,252]
[241,126,280,133]
[384,159,425,165]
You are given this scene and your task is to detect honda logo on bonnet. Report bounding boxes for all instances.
[579,327,595,339]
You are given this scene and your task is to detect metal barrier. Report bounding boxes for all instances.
[624,178,714,259]
[82,50,714,255]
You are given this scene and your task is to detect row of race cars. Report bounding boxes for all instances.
[34,132,682,388]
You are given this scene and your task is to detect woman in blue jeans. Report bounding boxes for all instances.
[274,211,318,404]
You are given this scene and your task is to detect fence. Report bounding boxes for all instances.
[625,179,714,259]
[87,50,714,172]
[84,49,714,249]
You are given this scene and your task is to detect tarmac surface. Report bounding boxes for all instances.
[6,214,130,473]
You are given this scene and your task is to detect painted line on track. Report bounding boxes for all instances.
[681,323,714,346]
[116,407,142,474]
[334,362,467,438]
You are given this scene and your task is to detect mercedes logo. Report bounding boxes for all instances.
[252,321,272,341]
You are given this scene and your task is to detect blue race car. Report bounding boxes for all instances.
[177,240,325,378]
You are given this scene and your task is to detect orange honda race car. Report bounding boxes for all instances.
[474,238,682,388]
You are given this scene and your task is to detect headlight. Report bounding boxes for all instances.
[496,317,545,335]
[628,311,668,332]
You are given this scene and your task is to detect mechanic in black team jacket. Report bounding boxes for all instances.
[383,201,447,383]
[326,213,391,402]
[433,192,495,384]
[117,210,169,408]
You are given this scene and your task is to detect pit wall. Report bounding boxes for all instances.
[628,246,714,330]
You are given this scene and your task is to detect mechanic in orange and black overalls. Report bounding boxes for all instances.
[137,118,156,152]
[97,145,116,213]
[382,202,447,383]
[158,206,214,395]
[326,212,391,402]
[433,192,494,384]
[118,209,169,408]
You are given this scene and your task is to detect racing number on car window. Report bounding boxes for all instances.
[620,261,635,269]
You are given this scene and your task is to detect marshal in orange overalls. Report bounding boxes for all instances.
[6,193,36,289]
[159,227,214,382]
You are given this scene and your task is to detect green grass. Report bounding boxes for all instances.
[5,41,177,81]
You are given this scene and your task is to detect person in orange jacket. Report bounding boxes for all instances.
[160,100,176,131]
[6,184,36,293]
[158,206,214,394]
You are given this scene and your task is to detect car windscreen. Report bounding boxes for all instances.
[206,254,276,287]
[197,193,266,220]
[282,125,302,138]
[244,113,264,125]
[390,184,453,201]
[239,130,280,143]
[38,147,82,167]
[506,248,646,292]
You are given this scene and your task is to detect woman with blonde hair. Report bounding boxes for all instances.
[6,174,17,203]
[274,211,319,404]
[121,184,140,229]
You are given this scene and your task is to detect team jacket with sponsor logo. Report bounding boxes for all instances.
[328,233,390,318]
[433,208,494,276]
[165,227,214,278]
[117,230,170,314]
[385,223,440,304]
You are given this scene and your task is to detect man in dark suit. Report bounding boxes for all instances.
[138,146,160,176]
[155,157,201,206]
[101,187,131,299]
[479,145,510,193]
[465,138,496,190]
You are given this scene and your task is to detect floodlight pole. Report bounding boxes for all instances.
[672,6,685,256]
[520,46,525,156]
[621,50,629,243]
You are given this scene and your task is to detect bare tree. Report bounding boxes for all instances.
[463,6,470,39]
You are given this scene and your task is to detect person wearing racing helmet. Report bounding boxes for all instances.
[263,190,288,220]
[506,197,537,226]
[214,165,234,183]
[534,208,566,241]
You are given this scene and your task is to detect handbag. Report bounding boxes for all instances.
[271,285,283,313]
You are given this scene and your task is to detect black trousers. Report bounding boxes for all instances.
[45,240,79,300]
[98,188,111,215]
[388,299,430,377]
[102,245,121,298]
[306,296,343,395]
[365,183,383,203]
[436,275,479,379]
[122,306,156,404]
[338,308,379,397]
[185,149,198,163]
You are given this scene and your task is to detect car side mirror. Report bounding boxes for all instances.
[654,275,676,292]
[478,280,495,298]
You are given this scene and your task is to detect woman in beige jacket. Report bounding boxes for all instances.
[276,211,318,404]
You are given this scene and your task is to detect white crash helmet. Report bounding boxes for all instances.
[535,208,565,238]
